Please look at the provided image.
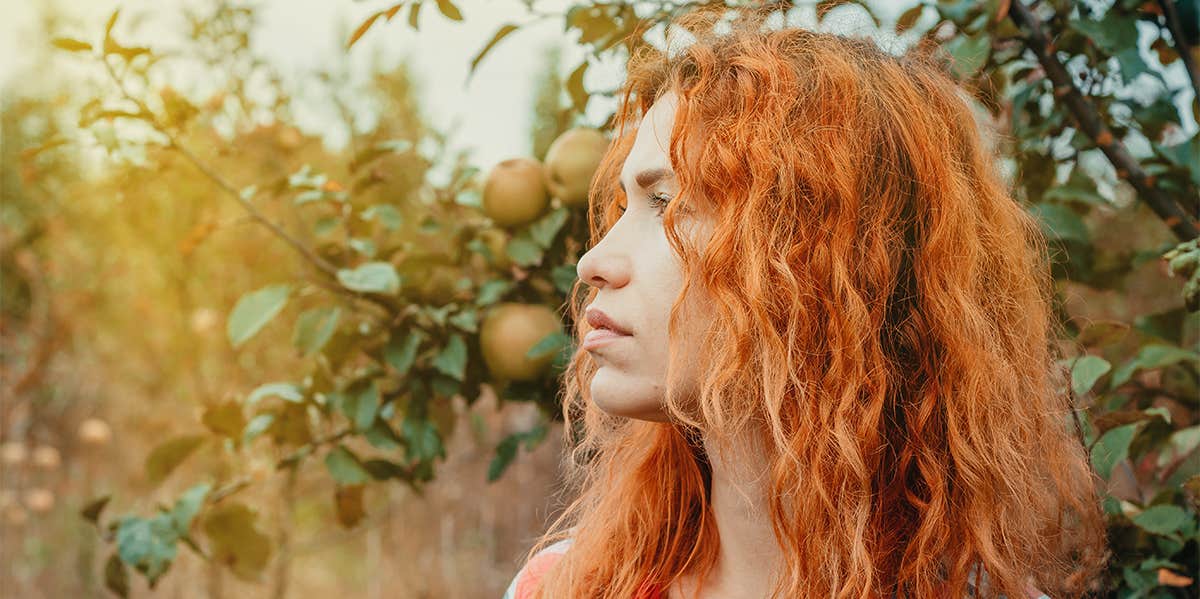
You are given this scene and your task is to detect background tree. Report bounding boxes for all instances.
[3,0,1196,597]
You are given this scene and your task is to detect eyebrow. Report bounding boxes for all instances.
[619,167,675,194]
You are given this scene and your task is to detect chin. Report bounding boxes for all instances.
[591,394,670,422]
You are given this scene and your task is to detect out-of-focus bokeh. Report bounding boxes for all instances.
[2,0,1198,597]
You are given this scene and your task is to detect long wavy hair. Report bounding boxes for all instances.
[525,6,1110,598]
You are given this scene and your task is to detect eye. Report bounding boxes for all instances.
[617,192,672,217]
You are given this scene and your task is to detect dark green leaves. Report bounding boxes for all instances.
[1092,422,1140,479]
[1109,344,1200,390]
[1029,203,1090,245]
[340,380,380,431]
[115,514,178,586]
[385,329,425,377]
[942,33,991,79]
[1131,505,1190,536]
[487,420,547,482]
[432,333,468,381]
[1070,355,1112,397]
[325,445,372,485]
[1069,11,1138,56]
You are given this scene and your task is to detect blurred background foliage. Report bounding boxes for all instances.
[0,0,1197,598]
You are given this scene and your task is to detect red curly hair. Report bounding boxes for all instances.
[525,6,1110,598]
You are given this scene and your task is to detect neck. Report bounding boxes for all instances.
[677,427,783,599]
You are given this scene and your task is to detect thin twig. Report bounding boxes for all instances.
[1007,1,1199,241]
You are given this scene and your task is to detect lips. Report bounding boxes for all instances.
[585,308,633,336]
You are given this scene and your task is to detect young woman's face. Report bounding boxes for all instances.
[576,90,713,422]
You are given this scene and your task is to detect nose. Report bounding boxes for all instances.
[576,234,631,290]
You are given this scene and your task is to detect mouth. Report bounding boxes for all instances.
[585,308,634,337]
[583,328,629,351]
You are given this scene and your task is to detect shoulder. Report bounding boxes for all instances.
[502,538,575,599]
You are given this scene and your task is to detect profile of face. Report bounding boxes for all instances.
[575,90,713,423]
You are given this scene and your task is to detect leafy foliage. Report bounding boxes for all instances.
[35,0,1200,595]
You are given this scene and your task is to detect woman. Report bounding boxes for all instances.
[504,6,1109,598]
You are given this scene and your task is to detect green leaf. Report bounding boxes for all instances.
[325,445,372,485]
[246,382,304,405]
[170,483,212,534]
[242,413,275,445]
[529,206,570,249]
[202,502,272,581]
[435,0,463,21]
[1091,422,1140,480]
[361,204,403,230]
[506,236,543,267]
[337,262,401,295]
[448,306,479,333]
[432,333,468,381]
[227,284,291,348]
[1071,355,1111,397]
[487,422,547,482]
[293,307,341,357]
[943,33,990,79]
[469,23,519,81]
[402,417,444,462]
[1029,203,1089,244]
[1043,166,1108,208]
[52,37,93,52]
[385,330,425,377]
[365,418,403,451]
[1109,344,1200,390]
[551,264,579,294]
[145,435,206,485]
[105,552,130,598]
[116,514,179,586]
[1131,505,1189,536]
[487,434,520,482]
[348,238,376,258]
[1070,11,1138,56]
[363,458,409,480]
[475,279,512,306]
[1154,137,1200,187]
[526,330,571,360]
[341,380,380,431]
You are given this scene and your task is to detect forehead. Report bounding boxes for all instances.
[620,90,679,182]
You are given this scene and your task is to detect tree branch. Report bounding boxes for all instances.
[1157,0,1200,101]
[1008,1,1199,241]
[99,55,405,314]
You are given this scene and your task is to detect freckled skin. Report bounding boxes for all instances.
[576,90,713,423]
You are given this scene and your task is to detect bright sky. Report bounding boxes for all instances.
[0,0,911,174]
